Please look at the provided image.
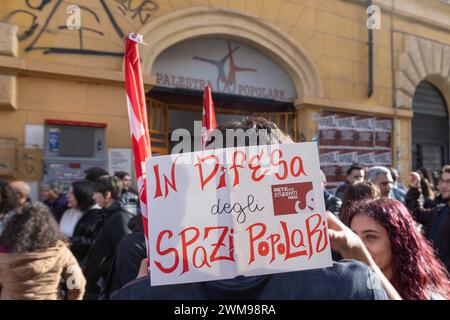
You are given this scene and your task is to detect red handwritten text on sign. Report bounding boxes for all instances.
[154,213,328,275]
[146,142,332,286]
[152,148,308,199]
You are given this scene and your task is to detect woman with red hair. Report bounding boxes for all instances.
[346,198,450,299]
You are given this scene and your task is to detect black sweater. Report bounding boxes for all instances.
[83,201,133,300]
[406,187,450,273]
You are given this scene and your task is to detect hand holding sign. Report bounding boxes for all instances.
[137,258,149,279]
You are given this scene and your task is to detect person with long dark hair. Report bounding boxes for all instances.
[0,202,85,300]
[346,198,450,299]
[59,180,103,264]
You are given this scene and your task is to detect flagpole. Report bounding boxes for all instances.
[201,83,217,149]
[124,33,151,258]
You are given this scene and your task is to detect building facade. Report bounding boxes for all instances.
[0,0,449,193]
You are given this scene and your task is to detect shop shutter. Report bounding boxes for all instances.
[412,81,449,172]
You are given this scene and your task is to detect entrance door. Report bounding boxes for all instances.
[147,98,169,155]
[148,91,298,155]
[412,81,449,173]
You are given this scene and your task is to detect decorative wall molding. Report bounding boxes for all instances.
[396,34,450,109]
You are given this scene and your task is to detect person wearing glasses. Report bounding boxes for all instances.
[406,166,450,273]
[367,166,394,199]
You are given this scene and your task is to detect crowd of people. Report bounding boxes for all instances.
[0,116,449,300]
[0,169,141,300]
[322,161,450,277]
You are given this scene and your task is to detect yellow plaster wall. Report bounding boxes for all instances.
[1,0,450,183]
[0,76,131,149]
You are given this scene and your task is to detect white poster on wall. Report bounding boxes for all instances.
[25,124,44,149]
[108,148,132,175]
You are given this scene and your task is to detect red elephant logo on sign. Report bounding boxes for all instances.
[271,182,314,216]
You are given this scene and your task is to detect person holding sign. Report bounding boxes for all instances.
[112,117,400,300]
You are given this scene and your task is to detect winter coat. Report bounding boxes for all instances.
[83,201,133,299]
[100,214,146,299]
[0,240,86,300]
[69,207,104,266]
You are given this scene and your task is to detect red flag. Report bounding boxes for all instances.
[124,33,150,251]
[201,83,217,149]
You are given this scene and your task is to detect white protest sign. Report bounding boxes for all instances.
[146,142,332,286]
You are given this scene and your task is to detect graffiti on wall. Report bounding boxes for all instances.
[2,0,159,56]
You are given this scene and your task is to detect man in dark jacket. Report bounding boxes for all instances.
[83,176,133,300]
[406,167,450,273]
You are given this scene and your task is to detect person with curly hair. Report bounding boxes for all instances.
[346,198,450,299]
[61,180,103,264]
[0,202,86,300]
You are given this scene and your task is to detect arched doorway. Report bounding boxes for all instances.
[147,37,299,154]
[412,80,449,174]
[135,7,324,155]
